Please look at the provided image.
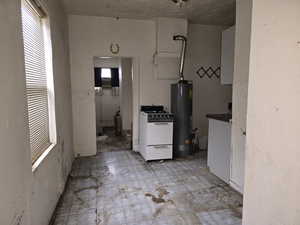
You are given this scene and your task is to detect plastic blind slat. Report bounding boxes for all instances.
[21,0,50,163]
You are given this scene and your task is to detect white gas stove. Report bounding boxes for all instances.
[139,106,174,161]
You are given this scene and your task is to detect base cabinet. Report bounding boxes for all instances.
[207,119,231,183]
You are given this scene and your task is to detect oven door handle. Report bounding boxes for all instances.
[153,122,170,125]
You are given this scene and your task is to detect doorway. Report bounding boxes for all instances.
[93,56,133,152]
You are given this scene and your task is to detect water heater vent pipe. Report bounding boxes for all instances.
[173,35,187,81]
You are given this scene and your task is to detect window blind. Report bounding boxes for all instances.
[21,0,51,162]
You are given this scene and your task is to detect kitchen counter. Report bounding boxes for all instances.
[206,113,232,122]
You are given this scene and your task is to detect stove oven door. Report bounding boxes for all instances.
[146,122,173,146]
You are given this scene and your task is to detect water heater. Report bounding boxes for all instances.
[171,35,193,157]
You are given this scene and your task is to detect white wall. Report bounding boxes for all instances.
[185,24,233,138]
[68,15,175,156]
[230,0,252,193]
[120,58,133,131]
[0,1,31,224]
[0,1,74,225]
[243,1,300,224]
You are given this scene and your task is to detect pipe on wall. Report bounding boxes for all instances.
[173,35,187,81]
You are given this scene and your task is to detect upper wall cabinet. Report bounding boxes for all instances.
[156,18,188,54]
[221,26,235,85]
[153,52,181,80]
[154,18,187,80]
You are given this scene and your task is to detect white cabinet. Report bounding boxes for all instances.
[153,52,180,80]
[207,119,232,183]
[154,18,187,80]
[221,26,235,85]
[230,128,246,194]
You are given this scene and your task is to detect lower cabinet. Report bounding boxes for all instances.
[207,119,232,183]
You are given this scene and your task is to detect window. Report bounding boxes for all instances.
[101,68,112,87]
[21,0,56,164]
[94,67,120,96]
[101,68,111,78]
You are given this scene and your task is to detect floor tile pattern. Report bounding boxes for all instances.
[52,151,242,225]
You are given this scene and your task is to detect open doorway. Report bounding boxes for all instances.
[93,56,133,152]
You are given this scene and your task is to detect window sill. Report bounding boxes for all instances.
[32,143,56,173]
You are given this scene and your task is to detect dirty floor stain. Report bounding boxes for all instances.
[145,186,172,204]
[51,150,242,225]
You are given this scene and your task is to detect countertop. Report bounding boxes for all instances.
[206,113,232,122]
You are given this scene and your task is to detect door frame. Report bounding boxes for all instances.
[92,56,140,152]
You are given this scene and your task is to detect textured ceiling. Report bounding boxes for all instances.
[62,0,236,26]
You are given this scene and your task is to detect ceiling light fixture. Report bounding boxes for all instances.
[171,0,189,8]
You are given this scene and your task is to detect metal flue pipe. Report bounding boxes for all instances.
[173,35,187,81]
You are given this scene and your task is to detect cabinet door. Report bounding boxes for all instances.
[230,126,246,193]
[221,26,235,85]
[207,119,231,183]
[154,52,180,80]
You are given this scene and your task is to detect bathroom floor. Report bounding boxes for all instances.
[96,127,131,153]
[51,150,242,225]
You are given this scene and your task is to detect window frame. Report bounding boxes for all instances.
[21,0,57,169]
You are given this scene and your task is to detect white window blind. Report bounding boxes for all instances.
[21,0,51,163]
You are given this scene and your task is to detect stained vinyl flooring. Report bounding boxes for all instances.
[51,149,243,225]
